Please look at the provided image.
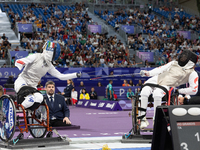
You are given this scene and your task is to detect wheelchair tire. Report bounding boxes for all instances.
[133,97,139,134]
[27,105,47,138]
[0,95,16,142]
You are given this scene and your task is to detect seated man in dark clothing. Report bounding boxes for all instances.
[7,75,14,84]
[84,12,91,21]
[3,38,11,47]
[2,33,6,40]
[89,87,98,99]
[45,81,71,127]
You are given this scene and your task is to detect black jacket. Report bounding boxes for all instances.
[64,84,73,97]
[89,91,98,99]
[45,94,70,120]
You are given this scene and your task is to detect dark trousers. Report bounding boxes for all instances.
[188,96,200,104]
[65,98,71,105]
[107,95,114,101]
[50,119,71,127]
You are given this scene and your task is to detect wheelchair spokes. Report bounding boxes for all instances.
[0,94,52,142]
[27,105,47,138]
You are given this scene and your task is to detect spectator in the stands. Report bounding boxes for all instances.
[1,63,6,68]
[81,23,86,33]
[0,36,3,45]
[6,76,14,84]
[110,71,114,76]
[136,87,141,95]
[136,80,143,86]
[3,38,11,47]
[122,79,130,87]
[113,91,118,101]
[100,55,105,67]
[97,81,103,87]
[2,33,6,40]
[114,21,120,32]
[89,87,98,99]
[84,11,91,21]
[145,62,151,68]
[62,79,74,105]
[79,88,90,100]
[127,88,134,100]
[79,81,85,87]
[37,80,43,88]
[71,88,78,105]
[11,56,15,66]
[45,81,71,127]
[129,80,135,86]
[156,57,164,66]
[14,46,19,51]
[127,36,135,48]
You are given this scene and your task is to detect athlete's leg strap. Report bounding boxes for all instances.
[137,107,146,120]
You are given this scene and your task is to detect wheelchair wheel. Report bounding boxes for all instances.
[0,95,16,142]
[132,95,140,135]
[27,105,47,138]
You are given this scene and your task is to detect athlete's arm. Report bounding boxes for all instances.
[148,61,174,76]
[48,65,77,80]
[179,71,199,95]
[15,54,36,70]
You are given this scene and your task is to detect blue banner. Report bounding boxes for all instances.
[88,25,101,33]
[177,31,191,39]
[76,99,122,111]
[18,23,33,33]
[0,67,152,87]
[137,51,154,62]
[10,51,29,59]
[0,68,20,78]
[121,25,134,34]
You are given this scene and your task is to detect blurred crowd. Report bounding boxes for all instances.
[4,3,200,68]
[5,3,137,68]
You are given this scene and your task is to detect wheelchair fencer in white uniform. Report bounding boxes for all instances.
[14,41,81,111]
[139,50,199,129]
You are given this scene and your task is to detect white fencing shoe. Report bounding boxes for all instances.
[140,117,149,129]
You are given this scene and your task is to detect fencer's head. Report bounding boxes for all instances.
[178,50,198,69]
[42,41,61,62]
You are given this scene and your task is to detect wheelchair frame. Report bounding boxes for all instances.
[124,84,179,139]
[0,94,52,142]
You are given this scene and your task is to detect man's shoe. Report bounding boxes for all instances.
[76,72,82,78]
[140,117,149,129]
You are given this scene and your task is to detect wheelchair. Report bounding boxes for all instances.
[0,92,52,142]
[126,83,179,138]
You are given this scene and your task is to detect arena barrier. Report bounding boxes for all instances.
[76,99,123,111]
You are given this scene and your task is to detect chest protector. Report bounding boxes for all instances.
[20,53,52,87]
[157,61,194,87]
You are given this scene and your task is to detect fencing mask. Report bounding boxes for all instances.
[42,41,61,62]
[178,50,198,69]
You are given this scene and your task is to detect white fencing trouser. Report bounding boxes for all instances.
[140,76,170,118]
[14,76,43,109]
